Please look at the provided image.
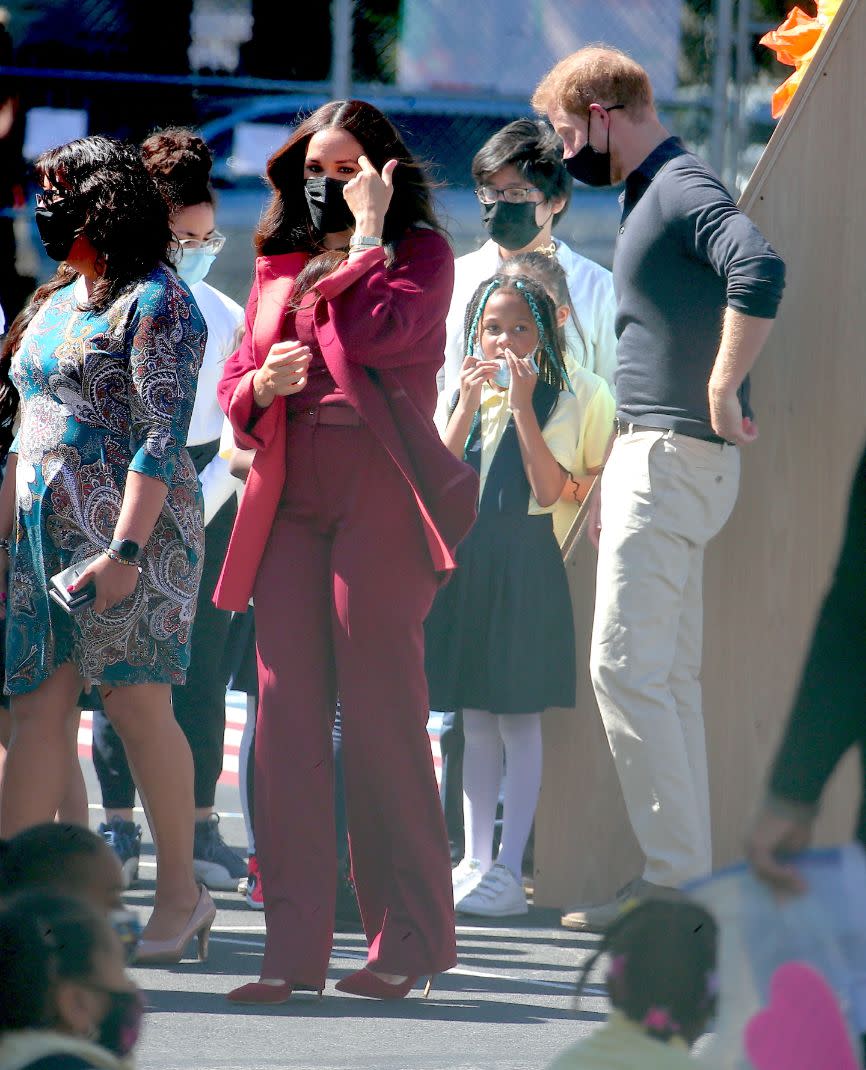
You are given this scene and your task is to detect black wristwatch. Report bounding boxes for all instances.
[109,537,142,564]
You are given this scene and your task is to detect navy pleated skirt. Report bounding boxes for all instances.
[424,512,576,715]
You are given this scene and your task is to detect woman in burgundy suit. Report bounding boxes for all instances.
[216,100,477,1003]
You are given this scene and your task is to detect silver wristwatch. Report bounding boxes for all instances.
[349,235,384,251]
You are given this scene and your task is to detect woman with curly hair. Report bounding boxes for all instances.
[0,136,215,962]
[88,127,248,897]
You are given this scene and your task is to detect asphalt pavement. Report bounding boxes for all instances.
[81,762,609,1070]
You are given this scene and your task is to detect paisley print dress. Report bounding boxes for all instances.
[6,267,206,694]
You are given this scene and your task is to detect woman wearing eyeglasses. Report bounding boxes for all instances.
[88,128,248,899]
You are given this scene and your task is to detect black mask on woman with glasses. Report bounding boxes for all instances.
[34,192,86,262]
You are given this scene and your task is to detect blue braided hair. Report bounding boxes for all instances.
[462,272,572,393]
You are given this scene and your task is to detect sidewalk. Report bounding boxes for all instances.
[81,750,608,1070]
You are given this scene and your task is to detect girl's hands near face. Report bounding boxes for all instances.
[505,347,538,413]
[457,354,500,414]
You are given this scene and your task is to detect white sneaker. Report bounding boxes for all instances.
[455,862,528,917]
[452,857,485,902]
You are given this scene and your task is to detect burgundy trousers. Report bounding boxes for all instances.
[252,416,457,987]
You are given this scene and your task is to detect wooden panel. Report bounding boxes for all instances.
[534,0,866,907]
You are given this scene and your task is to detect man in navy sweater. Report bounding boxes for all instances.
[533,46,786,929]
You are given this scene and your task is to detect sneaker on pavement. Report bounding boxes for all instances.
[451,857,485,903]
[456,862,528,917]
[98,818,142,890]
[193,813,247,891]
[245,854,264,910]
[560,876,684,932]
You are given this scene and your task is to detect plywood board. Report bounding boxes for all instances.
[534,0,865,907]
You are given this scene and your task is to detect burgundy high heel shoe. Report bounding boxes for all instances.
[335,968,433,1000]
[227,981,324,1005]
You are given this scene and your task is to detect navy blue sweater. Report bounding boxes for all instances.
[613,137,786,440]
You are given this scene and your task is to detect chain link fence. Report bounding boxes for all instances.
[0,0,800,306]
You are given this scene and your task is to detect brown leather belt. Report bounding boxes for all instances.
[291,405,362,427]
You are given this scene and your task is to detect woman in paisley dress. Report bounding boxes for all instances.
[0,136,216,960]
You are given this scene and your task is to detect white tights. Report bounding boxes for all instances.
[462,708,543,878]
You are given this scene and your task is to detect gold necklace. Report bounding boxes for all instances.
[532,240,557,258]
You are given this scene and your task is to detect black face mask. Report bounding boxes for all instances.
[481,200,545,252]
[94,988,145,1058]
[564,107,621,188]
[34,199,84,261]
[304,177,355,236]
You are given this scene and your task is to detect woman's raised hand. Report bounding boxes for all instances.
[342,155,398,236]
[457,354,500,414]
[253,341,312,408]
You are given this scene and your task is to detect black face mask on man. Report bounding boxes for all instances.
[34,197,85,262]
[481,200,547,252]
[304,177,356,236]
[564,104,624,188]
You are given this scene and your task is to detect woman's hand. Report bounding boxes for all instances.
[252,341,312,408]
[343,155,397,236]
[505,348,538,415]
[70,553,140,615]
[456,354,500,416]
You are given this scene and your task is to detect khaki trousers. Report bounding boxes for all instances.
[590,429,740,886]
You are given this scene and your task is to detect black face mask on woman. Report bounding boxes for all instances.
[304,177,356,236]
[34,198,85,261]
[481,200,545,252]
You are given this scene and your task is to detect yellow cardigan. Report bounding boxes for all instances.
[546,1012,699,1070]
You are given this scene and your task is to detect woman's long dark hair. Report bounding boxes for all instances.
[0,136,172,459]
[256,98,442,258]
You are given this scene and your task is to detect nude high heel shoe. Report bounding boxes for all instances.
[134,885,216,965]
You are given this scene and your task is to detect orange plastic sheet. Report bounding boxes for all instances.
[761,0,844,117]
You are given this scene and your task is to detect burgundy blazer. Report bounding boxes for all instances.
[213,228,479,612]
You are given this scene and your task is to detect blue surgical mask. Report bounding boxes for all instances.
[176,247,217,287]
[492,350,539,389]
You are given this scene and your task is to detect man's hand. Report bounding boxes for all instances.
[746,805,814,896]
[709,384,759,446]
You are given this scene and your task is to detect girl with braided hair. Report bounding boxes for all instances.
[425,272,581,917]
[547,899,718,1068]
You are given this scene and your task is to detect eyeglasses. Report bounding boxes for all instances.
[474,186,546,206]
[178,231,226,255]
[35,188,71,209]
